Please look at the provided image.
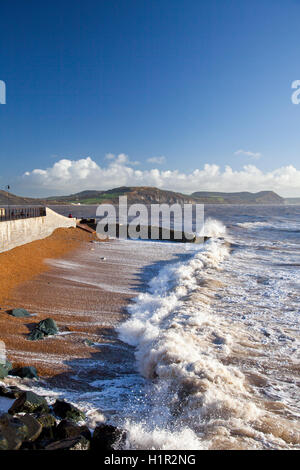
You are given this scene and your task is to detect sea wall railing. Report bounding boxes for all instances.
[0,206,46,222]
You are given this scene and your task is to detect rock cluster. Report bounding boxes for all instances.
[28,318,59,341]
[0,315,126,451]
[0,386,125,451]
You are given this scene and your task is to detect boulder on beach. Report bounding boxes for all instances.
[28,318,58,341]
[0,428,22,450]
[52,399,86,423]
[28,329,45,341]
[0,413,43,450]
[8,391,49,415]
[0,360,13,379]
[45,435,90,451]
[55,419,91,440]
[18,415,42,442]
[91,423,126,450]
[10,308,31,318]
[0,385,23,399]
[35,413,57,441]
[0,413,28,441]
[11,366,39,380]
[0,433,9,451]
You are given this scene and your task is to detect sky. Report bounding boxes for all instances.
[1,0,300,197]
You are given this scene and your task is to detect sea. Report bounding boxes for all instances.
[4,204,300,449]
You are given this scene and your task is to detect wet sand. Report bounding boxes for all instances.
[0,230,183,385]
[0,233,132,379]
[0,227,97,305]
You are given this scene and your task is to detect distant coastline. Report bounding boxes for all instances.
[0,186,294,206]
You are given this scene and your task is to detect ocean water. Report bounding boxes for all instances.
[114,207,300,450]
[3,205,300,449]
[115,205,300,450]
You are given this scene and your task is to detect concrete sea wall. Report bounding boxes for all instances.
[0,208,76,253]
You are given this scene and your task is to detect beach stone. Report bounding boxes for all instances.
[0,360,13,379]
[45,435,90,450]
[38,318,58,335]
[0,433,9,450]
[91,424,126,450]
[0,385,23,399]
[35,413,57,440]
[52,399,85,423]
[0,413,28,440]
[18,415,42,442]
[0,415,42,450]
[28,317,58,341]
[10,308,31,318]
[55,419,91,440]
[11,366,39,379]
[8,391,49,415]
[0,429,22,450]
[28,329,45,341]
[0,365,8,379]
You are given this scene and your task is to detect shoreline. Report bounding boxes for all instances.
[0,229,150,450]
[0,230,183,380]
[0,231,190,450]
[1,220,299,450]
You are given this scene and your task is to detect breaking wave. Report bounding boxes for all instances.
[117,218,300,450]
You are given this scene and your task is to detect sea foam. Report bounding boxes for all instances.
[117,217,300,450]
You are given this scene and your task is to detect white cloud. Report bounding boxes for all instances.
[147,156,166,165]
[235,149,262,159]
[105,153,140,165]
[105,153,115,160]
[20,155,300,197]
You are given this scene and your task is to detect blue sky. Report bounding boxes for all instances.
[1,0,300,196]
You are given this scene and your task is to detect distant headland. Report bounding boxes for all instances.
[0,186,296,206]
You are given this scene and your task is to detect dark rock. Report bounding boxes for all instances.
[45,435,90,450]
[0,414,42,450]
[37,318,58,335]
[28,318,58,341]
[0,360,13,379]
[28,329,45,341]
[11,366,39,379]
[0,433,9,450]
[18,415,42,442]
[0,414,26,450]
[52,399,85,423]
[8,391,49,415]
[55,419,91,440]
[0,413,28,440]
[91,424,126,450]
[0,365,8,379]
[10,308,31,318]
[0,385,23,399]
[35,413,57,440]
[0,430,22,450]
